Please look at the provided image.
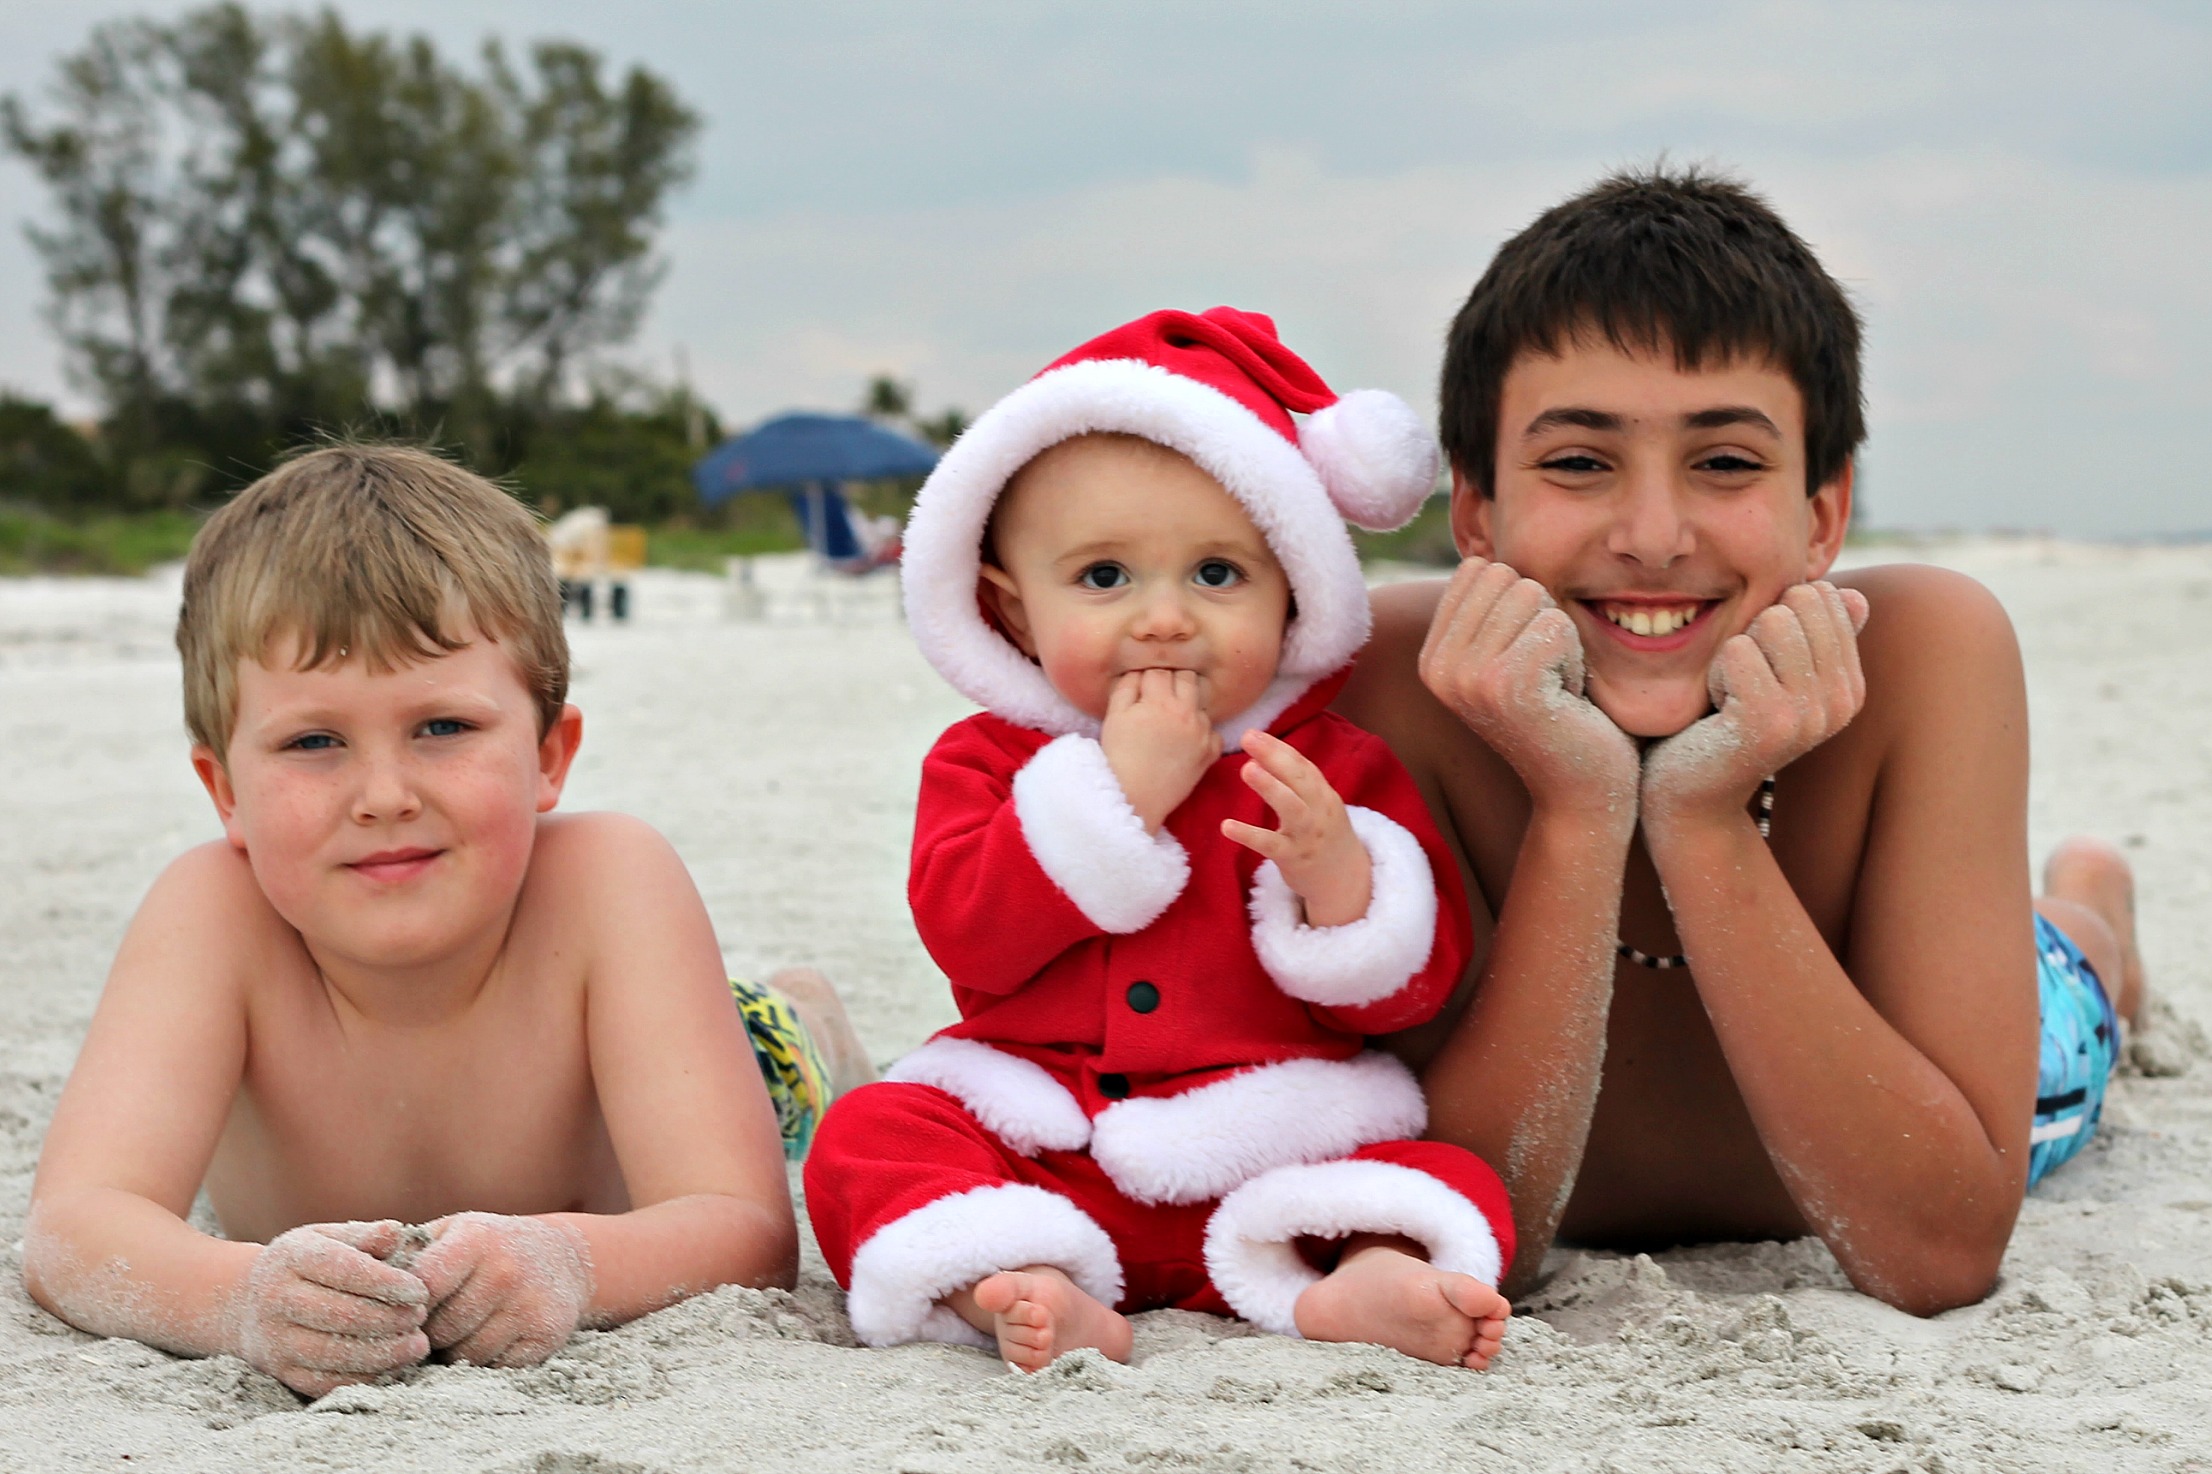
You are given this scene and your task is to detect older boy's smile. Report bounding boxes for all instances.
[1584,595,1720,649]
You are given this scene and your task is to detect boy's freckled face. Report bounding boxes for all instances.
[1455,337,1850,738]
[980,436,1292,722]
[202,632,571,971]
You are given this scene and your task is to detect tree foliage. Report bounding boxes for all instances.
[2,4,700,510]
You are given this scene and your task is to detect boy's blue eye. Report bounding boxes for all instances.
[1078,563,1129,591]
[421,718,469,738]
[288,733,340,752]
[1194,560,1241,589]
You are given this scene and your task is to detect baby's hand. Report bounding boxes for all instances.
[1222,730,1372,927]
[410,1212,594,1369]
[1101,668,1221,832]
[234,1220,431,1398]
[1642,582,1870,832]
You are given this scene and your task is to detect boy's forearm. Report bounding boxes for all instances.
[1648,813,2021,1313]
[1423,808,1629,1294]
[547,1191,798,1327]
[22,1189,257,1356]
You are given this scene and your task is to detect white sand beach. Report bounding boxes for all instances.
[3,541,2211,1472]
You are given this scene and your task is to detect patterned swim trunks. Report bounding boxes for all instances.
[2026,913,2122,1187]
[731,977,834,1161]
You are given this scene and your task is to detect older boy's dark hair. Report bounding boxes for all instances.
[1440,164,1865,496]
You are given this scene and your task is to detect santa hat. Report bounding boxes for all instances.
[901,307,1441,736]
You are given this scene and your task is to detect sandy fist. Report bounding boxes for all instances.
[234,1220,431,1398]
[410,1212,594,1368]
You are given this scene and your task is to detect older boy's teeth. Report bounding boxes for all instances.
[1604,604,1698,636]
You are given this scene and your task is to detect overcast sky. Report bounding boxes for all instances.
[3,1,2207,535]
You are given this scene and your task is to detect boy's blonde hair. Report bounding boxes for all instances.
[178,444,568,756]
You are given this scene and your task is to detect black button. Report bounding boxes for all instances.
[1125,980,1160,1014]
[1097,1073,1131,1100]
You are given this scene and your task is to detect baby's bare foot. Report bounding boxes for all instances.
[963,1266,1133,1373]
[1293,1245,1510,1369]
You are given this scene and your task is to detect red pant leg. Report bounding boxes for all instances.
[803,1081,1124,1347]
[1200,1139,1515,1336]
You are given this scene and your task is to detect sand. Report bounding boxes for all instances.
[4,542,2212,1472]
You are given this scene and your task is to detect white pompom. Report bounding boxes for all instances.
[1298,389,1441,531]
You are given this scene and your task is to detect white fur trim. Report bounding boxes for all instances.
[846,1183,1125,1349]
[1203,1159,1504,1337]
[1298,389,1441,531]
[1248,806,1438,1007]
[881,1037,1092,1157]
[1088,1052,1426,1206]
[1012,734,1190,932]
[903,358,1372,735]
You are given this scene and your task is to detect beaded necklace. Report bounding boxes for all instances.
[1615,775,1776,971]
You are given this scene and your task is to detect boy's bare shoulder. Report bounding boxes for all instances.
[1836,562,2023,726]
[1340,577,1463,757]
[148,841,297,950]
[516,811,703,942]
[1366,576,1449,651]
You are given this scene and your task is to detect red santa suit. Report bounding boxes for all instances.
[803,308,1517,1348]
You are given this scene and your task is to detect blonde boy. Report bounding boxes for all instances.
[24,446,798,1396]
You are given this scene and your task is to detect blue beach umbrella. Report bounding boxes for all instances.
[691,412,941,562]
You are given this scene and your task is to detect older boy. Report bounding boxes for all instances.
[24,446,804,1396]
[1339,168,2143,1316]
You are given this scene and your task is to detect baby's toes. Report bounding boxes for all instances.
[999,1295,1052,1331]
[1002,1317,1053,1353]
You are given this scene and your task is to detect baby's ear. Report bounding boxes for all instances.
[977,564,1039,661]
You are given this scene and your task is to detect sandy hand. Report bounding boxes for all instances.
[1418,558,1639,829]
[234,1220,431,1398]
[1222,729,1372,926]
[409,1212,594,1368]
[1101,668,1220,832]
[1642,582,1870,828]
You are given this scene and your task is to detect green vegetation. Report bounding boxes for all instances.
[0,509,202,576]
[2,4,700,515]
[1352,496,1459,567]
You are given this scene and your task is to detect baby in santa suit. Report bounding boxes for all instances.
[804,308,1516,1372]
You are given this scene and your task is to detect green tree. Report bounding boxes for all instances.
[3,4,701,498]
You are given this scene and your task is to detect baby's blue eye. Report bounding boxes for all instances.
[1195,560,1241,589]
[421,718,469,738]
[1078,563,1129,590]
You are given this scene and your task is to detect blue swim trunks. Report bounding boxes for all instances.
[2026,913,2121,1187]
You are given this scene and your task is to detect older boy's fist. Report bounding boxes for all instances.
[410,1212,594,1369]
[1642,581,1870,831]
[1419,558,1639,829]
[1102,667,1221,832]
[235,1219,431,1398]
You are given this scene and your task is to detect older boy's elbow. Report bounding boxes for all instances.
[1850,1234,2006,1318]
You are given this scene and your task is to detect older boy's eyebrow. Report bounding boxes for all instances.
[1682,406,1782,436]
[1522,407,1623,438]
